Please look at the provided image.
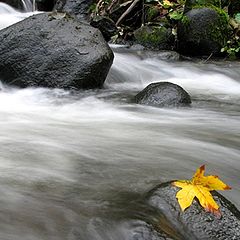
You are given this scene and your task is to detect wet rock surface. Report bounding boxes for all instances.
[0,12,113,89]
[147,182,240,240]
[178,8,229,56]
[134,82,191,108]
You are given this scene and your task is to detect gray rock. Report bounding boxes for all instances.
[147,182,240,240]
[177,8,229,56]
[134,82,191,108]
[0,12,114,89]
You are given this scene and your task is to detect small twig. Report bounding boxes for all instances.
[107,0,118,13]
[116,0,141,26]
[203,53,213,63]
[142,0,145,26]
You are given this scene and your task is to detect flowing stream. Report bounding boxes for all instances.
[0,3,240,240]
[0,1,36,30]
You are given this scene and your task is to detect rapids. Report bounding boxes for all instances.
[0,2,239,240]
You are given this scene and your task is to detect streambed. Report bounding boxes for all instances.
[0,3,239,239]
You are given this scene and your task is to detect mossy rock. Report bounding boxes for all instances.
[134,25,174,50]
[184,0,228,13]
[177,7,230,56]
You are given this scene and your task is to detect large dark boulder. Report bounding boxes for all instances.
[177,8,229,56]
[146,182,240,240]
[134,82,191,108]
[0,12,114,89]
[54,0,94,20]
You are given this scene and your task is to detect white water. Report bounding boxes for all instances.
[21,0,35,12]
[0,1,36,30]
[0,5,240,240]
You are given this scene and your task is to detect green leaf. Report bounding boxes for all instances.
[234,13,240,24]
[169,11,183,20]
[221,47,226,53]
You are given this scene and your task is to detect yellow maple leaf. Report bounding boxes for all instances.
[172,165,231,216]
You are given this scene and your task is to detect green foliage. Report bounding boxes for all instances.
[221,40,240,58]
[188,0,222,8]
[235,13,240,23]
[89,0,239,58]
[89,3,97,13]
[134,25,173,49]
[181,15,190,24]
[169,11,183,20]
[146,6,160,22]
[221,15,240,59]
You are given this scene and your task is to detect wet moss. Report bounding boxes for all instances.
[181,15,190,25]
[185,0,222,12]
[134,25,174,50]
[192,5,230,46]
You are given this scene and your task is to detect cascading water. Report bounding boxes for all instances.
[20,0,35,12]
[0,0,37,30]
[0,5,239,240]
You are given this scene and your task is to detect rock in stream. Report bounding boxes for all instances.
[0,12,113,89]
[142,182,240,240]
[134,82,191,108]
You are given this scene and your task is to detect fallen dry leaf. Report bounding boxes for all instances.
[172,165,231,217]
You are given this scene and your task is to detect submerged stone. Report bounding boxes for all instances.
[0,12,114,89]
[134,82,191,108]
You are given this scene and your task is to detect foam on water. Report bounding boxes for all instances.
[107,52,240,98]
